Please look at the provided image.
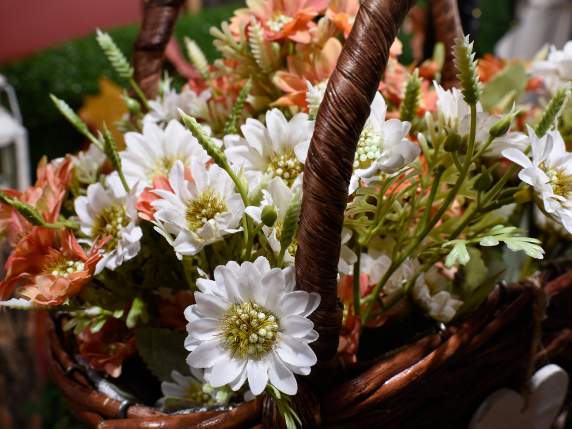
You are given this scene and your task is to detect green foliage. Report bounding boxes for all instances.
[535,85,571,137]
[454,35,481,105]
[96,30,134,79]
[479,225,544,259]
[266,385,302,429]
[399,69,421,122]
[224,79,252,135]
[278,191,302,263]
[444,240,470,267]
[480,63,527,112]
[135,327,190,381]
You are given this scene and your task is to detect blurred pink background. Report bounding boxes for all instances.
[0,0,142,61]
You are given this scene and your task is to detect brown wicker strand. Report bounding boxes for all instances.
[133,0,185,99]
[429,0,462,89]
[295,0,416,361]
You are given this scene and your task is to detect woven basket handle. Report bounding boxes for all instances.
[295,0,416,360]
[133,0,185,99]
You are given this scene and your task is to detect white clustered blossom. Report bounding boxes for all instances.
[121,120,209,187]
[360,251,420,295]
[306,80,327,119]
[225,109,313,188]
[349,92,419,193]
[73,144,106,184]
[185,257,320,396]
[434,82,479,128]
[532,41,572,94]
[74,174,142,274]
[412,278,463,323]
[503,126,572,233]
[145,83,211,125]
[151,160,244,258]
[158,369,232,409]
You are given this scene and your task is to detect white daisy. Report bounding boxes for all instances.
[73,144,106,185]
[185,257,320,396]
[412,277,463,323]
[502,126,572,233]
[158,369,232,409]
[121,120,209,187]
[74,173,142,274]
[145,83,211,125]
[225,109,313,188]
[434,81,480,128]
[349,92,419,193]
[151,160,244,258]
[532,41,572,94]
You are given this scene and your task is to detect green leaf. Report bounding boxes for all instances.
[135,327,190,381]
[278,191,302,263]
[502,236,544,259]
[463,247,487,292]
[126,297,148,329]
[480,63,527,111]
[444,240,470,267]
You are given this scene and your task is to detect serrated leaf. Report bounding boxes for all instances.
[444,240,470,267]
[503,236,544,259]
[135,327,190,381]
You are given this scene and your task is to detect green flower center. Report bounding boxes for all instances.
[221,301,279,360]
[92,205,129,250]
[186,189,227,230]
[354,126,383,169]
[266,149,303,187]
[267,14,292,32]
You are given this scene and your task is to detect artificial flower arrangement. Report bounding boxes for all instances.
[2,0,572,426]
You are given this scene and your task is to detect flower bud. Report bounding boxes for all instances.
[125,96,141,115]
[474,167,493,191]
[261,205,278,227]
[489,115,512,138]
[444,132,462,152]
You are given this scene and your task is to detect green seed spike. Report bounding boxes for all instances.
[0,190,46,226]
[535,84,571,138]
[96,29,133,79]
[185,37,210,79]
[179,109,227,166]
[400,69,421,122]
[453,35,481,106]
[224,79,252,135]
[50,95,104,150]
[278,191,301,264]
[101,123,130,192]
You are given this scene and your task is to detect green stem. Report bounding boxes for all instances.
[362,103,478,323]
[129,78,150,111]
[353,248,362,321]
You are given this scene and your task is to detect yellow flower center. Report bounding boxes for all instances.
[546,167,572,199]
[149,156,179,180]
[354,126,382,169]
[265,149,303,187]
[44,255,85,277]
[92,205,129,250]
[186,189,227,230]
[221,301,279,360]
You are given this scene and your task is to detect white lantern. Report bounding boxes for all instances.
[0,74,30,190]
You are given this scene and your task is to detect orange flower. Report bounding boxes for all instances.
[77,318,136,378]
[0,229,102,306]
[231,0,328,44]
[273,37,342,108]
[478,54,506,83]
[326,0,359,38]
[0,156,73,247]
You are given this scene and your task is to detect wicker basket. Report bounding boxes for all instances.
[46,0,563,427]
